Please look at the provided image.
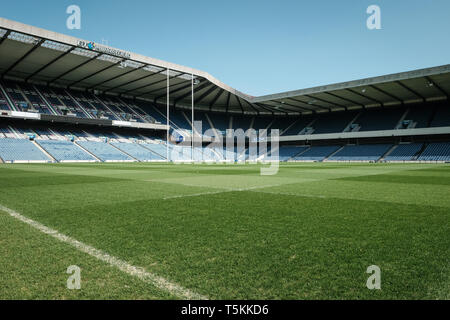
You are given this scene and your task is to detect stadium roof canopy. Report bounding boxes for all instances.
[0,18,449,116]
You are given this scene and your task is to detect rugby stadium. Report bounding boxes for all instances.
[0,16,449,301]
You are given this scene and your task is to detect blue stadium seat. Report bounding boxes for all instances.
[111,142,165,161]
[329,144,392,161]
[36,139,96,162]
[141,143,167,160]
[384,143,423,161]
[0,138,50,162]
[292,145,340,161]
[77,141,133,161]
[277,146,309,161]
[417,142,450,161]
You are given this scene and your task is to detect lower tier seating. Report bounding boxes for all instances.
[37,139,96,161]
[0,138,50,162]
[111,142,164,161]
[417,142,450,161]
[77,141,133,161]
[329,144,392,161]
[292,145,340,161]
[278,146,309,161]
[384,143,423,161]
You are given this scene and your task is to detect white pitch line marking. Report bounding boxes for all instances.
[251,190,327,199]
[0,204,207,300]
[162,184,283,200]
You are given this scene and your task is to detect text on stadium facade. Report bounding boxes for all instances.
[77,40,131,59]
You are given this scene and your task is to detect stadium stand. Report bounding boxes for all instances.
[282,116,314,135]
[77,141,133,161]
[429,105,450,127]
[141,143,167,160]
[384,143,423,161]
[329,144,393,161]
[312,111,358,134]
[111,142,164,161]
[402,105,435,128]
[0,19,449,164]
[208,113,229,133]
[292,145,340,161]
[0,138,50,162]
[278,146,309,161]
[36,139,96,162]
[417,142,450,161]
[355,108,405,132]
[252,116,273,132]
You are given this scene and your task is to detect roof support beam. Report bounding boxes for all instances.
[271,105,298,114]
[2,38,45,78]
[172,82,212,106]
[284,99,322,112]
[236,96,245,113]
[241,98,260,115]
[287,97,329,111]
[396,81,425,102]
[68,59,126,88]
[122,72,187,95]
[195,85,217,106]
[47,53,103,86]
[152,82,193,102]
[0,30,11,47]
[25,47,75,82]
[254,103,277,115]
[88,64,148,89]
[111,69,166,94]
[269,100,311,113]
[209,88,224,110]
[323,92,364,109]
[346,88,383,106]
[369,85,403,105]
[425,76,449,98]
[304,94,348,111]
[141,79,191,97]
[226,92,231,113]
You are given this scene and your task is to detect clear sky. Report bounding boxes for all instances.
[1,0,449,96]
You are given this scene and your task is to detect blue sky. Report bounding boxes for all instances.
[1,0,449,96]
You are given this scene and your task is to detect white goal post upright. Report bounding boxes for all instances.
[166,68,170,162]
[191,73,194,162]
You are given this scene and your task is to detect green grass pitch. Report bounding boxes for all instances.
[0,162,449,299]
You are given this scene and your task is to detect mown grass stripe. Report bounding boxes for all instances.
[0,204,207,300]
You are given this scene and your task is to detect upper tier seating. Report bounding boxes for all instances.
[232,116,252,131]
[384,143,423,161]
[356,108,405,131]
[0,138,50,162]
[429,105,450,127]
[404,105,435,128]
[2,79,450,139]
[312,111,358,134]
[329,144,392,161]
[208,113,229,133]
[417,142,450,161]
[252,116,273,131]
[77,141,133,161]
[282,116,314,136]
[193,112,212,135]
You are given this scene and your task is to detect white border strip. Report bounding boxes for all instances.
[0,204,207,300]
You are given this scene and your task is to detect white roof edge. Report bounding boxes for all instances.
[0,17,448,106]
[0,17,254,101]
[253,64,450,103]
